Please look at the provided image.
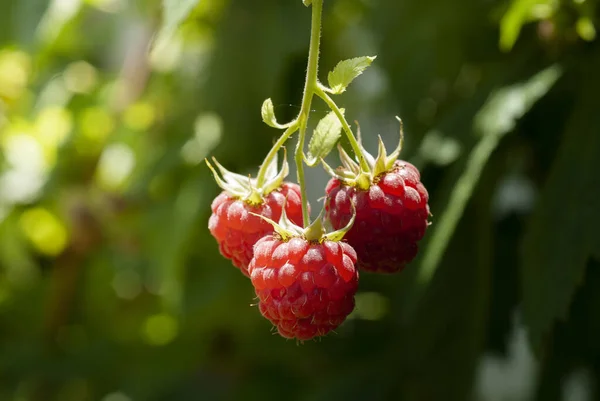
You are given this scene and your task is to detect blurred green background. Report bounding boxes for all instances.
[1,0,600,400]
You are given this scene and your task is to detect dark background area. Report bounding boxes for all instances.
[1,0,599,400]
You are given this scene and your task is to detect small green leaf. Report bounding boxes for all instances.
[499,0,556,52]
[327,56,376,94]
[261,98,287,129]
[303,0,312,5]
[153,0,201,50]
[306,109,344,166]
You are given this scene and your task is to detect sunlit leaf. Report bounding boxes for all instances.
[306,109,344,166]
[327,56,376,94]
[261,98,288,129]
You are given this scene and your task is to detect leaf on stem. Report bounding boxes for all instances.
[327,56,376,94]
[261,98,288,129]
[305,109,344,166]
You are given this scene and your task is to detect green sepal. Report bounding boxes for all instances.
[262,148,289,195]
[249,203,303,242]
[205,150,289,205]
[322,203,356,242]
[323,117,406,189]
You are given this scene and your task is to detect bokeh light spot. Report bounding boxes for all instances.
[101,392,131,401]
[80,107,115,143]
[123,102,156,131]
[143,313,178,346]
[35,107,73,150]
[0,49,31,100]
[19,207,69,256]
[112,269,142,300]
[352,292,389,321]
[64,61,98,94]
[95,143,136,191]
[181,112,222,165]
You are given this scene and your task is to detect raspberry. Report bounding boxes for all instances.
[209,182,303,276]
[248,235,358,340]
[325,160,429,273]
[206,152,307,276]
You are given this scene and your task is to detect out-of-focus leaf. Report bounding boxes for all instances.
[521,61,600,352]
[417,65,561,286]
[533,259,600,401]
[394,177,494,401]
[499,0,556,51]
[575,17,596,42]
[153,0,201,50]
[306,109,343,166]
[327,56,376,94]
[146,175,207,312]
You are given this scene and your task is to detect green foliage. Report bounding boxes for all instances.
[155,0,203,50]
[522,57,600,352]
[418,65,561,286]
[1,0,600,400]
[306,109,344,166]
[261,98,288,129]
[500,0,556,51]
[327,56,376,94]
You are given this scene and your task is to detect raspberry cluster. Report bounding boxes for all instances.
[206,1,430,342]
[208,138,430,341]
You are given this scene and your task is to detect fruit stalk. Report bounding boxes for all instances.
[315,86,370,173]
[295,0,323,227]
[256,122,298,187]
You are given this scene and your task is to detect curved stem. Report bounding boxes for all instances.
[256,122,299,187]
[295,0,323,227]
[315,85,370,172]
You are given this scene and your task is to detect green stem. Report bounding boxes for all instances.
[256,122,299,187]
[315,85,370,172]
[295,0,323,227]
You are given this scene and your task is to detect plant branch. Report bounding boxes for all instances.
[315,85,370,172]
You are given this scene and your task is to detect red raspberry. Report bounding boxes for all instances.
[209,182,303,276]
[325,160,429,273]
[248,235,358,340]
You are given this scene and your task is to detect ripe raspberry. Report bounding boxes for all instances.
[209,183,303,276]
[207,151,306,276]
[322,120,430,273]
[325,160,429,273]
[248,235,358,340]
